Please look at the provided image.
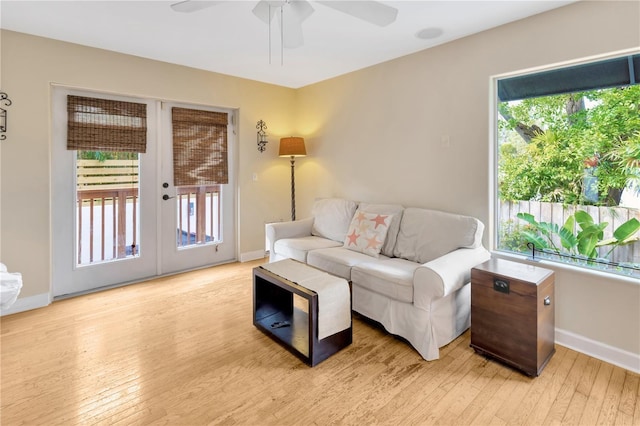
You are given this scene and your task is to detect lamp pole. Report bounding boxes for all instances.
[279,137,306,221]
[290,156,296,221]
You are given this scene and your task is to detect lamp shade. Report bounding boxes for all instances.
[279,137,306,157]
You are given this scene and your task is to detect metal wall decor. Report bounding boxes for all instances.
[256,119,268,152]
[0,92,12,141]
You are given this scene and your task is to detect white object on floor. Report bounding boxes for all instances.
[0,263,23,310]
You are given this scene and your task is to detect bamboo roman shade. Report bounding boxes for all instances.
[67,95,147,152]
[171,107,229,186]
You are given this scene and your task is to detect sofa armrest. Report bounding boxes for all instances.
[265,217,314,256]
[413,246,491,309]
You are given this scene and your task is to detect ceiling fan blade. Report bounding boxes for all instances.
[252,0,285,24]
[316,1,398,27]
[288,0,314,23]
[170,1,223,13]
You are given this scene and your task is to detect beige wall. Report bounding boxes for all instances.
[0,30,297,299]
[295,1,640,357]
[1,1,639,362]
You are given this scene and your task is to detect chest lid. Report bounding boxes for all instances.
[473,258,554,286]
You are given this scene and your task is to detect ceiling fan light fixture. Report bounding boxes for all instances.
[416,27,444,40]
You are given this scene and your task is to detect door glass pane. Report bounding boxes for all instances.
[76,151,140,265]
[176,185,221,248]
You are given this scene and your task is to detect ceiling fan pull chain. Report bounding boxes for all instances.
[280,5,284,66]
[268,3,271,64]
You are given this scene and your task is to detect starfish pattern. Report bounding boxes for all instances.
[346,229,359,246]
[355,211,368,223]
[365,234,382,250]
[372,214,389,229]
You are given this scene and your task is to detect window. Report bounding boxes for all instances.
[68,95,147,265]
[495,53,640,278]
[171,107,229,248]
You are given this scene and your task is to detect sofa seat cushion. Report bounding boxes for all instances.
[307,247,389,280]
[351,258,419,303]
[273,236,342,263]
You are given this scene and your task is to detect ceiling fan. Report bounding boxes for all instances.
[170,1,399,49]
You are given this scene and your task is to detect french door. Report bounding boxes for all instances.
[52,88,236,297]
[158,102,236,273]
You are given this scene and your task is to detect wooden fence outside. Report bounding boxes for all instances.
[77,159,138,191]
[500,200,640,266]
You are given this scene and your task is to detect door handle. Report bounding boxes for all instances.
[162,194,175,201]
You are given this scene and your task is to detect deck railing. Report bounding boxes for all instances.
[76,159,221,265]
[77,159,139,265]
[77,188,138,264]
[176,185,221,247]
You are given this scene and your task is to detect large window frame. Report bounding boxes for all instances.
[491,49,640,279]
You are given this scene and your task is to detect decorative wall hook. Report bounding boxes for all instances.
[0,92,12,141]
[256,120,268,153]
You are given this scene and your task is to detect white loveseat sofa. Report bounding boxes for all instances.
[266,198,491,361]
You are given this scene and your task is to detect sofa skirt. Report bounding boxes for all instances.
[352,282,471,361]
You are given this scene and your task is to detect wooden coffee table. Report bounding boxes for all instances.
[253,261,352,366]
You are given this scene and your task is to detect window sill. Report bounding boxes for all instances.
[490,251,640,286]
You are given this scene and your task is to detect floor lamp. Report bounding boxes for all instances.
[279,137,306,221]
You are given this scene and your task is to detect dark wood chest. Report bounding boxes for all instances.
[470,258,555,376]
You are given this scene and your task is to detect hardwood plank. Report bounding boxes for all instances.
[372,338,476,425]
[634,372,640,426]
[618,371,639,417]
[542,351,589,425]
[595,366,627,425]
[432,358,505,425]
[576,355,602,396]
[524,346,577,425]
[493,345,568,425]
[453,362,517,425]
[491,368,534,423]
[1,259,636,426]
[562,391,589,425]
[579,361,614,425]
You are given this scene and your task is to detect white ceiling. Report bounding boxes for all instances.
[1,0,575,88]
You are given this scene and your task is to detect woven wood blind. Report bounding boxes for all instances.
[172,107,229,186]
[67,95,147,153]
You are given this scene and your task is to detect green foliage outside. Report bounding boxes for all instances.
[77,151,138,161]
[516,211,640,261]
[498,85,640,275]
[498,219,536,253]
[498,85,640,206]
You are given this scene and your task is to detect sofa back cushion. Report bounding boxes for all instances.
[311,198,358,242]
[393,207,484,263]
[357,203,404,257]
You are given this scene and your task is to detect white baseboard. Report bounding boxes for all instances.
[1,292,51,316]
[240,250,267,263]
[556,328,640,374]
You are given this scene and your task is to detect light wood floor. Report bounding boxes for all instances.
[1,259,638,425]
